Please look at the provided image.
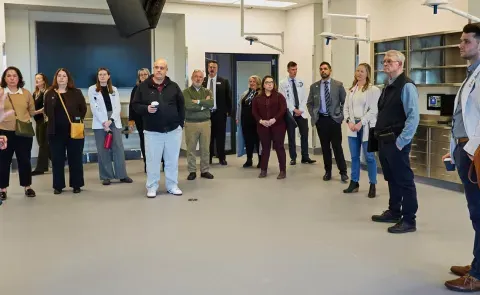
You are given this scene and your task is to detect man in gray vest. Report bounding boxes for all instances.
[370,50,419,234]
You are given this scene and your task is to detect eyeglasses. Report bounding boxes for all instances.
[383,59,400,64]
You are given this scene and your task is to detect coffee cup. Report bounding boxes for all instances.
[444,158,456,172]
[151,101,159,108]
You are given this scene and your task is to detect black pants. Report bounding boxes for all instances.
[315,116,347,174]
[0,130,33,188]
[287,116,309,161]
[242,120,260,160]
[378,141,417,224]
[34,119,50,172]
[210,111,227,161]
[134,118,146,163]
[49,134,85,190]
[454,141,480,279]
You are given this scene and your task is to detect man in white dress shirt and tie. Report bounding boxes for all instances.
[279,61,316,165]
[202,60,232,166]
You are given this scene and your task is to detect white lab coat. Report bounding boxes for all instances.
[88,85,122,130]
[278,77,308,119]
[449,64,480,162]
[343,85,380,142]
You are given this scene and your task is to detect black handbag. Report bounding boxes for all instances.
[367,126,378,152]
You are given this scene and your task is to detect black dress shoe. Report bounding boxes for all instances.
[323,172,331,181]
[243,159,253,168]
[102,179,111,185]
[388,220,416,234]
[368,184,376,198]
[220,160,228,166]
[201,172,214,179]
[340,173,349,183]
[343,180,359,193]
[371,210,401,223]
[54,189,62,195]
[0,191,6,200]
[290,160,296,165]
[25,188,36,198]
[187,172,197,180]
[73,188,81,194]
[301,159,316,164]
[120,177,133,183]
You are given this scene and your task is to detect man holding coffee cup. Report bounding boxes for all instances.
[132,58,185,198]
[442,24,480,293]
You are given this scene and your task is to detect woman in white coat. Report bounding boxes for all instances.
[88,68,132,185]
[343,63,380,197]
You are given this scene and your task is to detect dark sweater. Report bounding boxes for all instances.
[100,86,113,112]
[44,88,87,136]
[183,86,213,122]
[33,91,45,122]
[132,76,185,133]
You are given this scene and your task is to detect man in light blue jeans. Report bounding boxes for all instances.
[132,58,185,198]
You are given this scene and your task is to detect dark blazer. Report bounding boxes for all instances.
[202,76,232,115]
[128,84,141,122]
[44,88,87,135]
[307,78,346,125]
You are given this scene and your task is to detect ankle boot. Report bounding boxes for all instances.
[243,158,253,168]
[343,180,359,193]
[368,183,376,198]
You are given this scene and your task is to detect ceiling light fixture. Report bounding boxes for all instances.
[423,0,480,22]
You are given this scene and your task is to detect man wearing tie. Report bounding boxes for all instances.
[307,62,348,182]
[203,60,232,165]
[279,61,316,165]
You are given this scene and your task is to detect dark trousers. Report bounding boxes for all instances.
[34,119,50,172]
[49,134,85,190]
[287,116,309,161]
[242,121,260,160]
[454,141,480,279]
[315,116,347,174]
[378,141,417,224]
[210,111,227,161]
[0,130,33,188]
[134,118,146,163]
[258,124,286,171]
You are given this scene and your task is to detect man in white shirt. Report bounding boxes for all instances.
[279,61,315,165]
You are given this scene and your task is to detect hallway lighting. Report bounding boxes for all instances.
[423,0,480,22]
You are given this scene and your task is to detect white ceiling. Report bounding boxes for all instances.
[168,0,322,10]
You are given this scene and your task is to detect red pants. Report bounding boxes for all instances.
[257,123,287,172]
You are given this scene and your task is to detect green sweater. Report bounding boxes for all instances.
[183,86,214,122]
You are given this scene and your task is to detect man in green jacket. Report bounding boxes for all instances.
[183,70,214,180]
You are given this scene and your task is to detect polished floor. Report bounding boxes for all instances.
[0,154,473,295]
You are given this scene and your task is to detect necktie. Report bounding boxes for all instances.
[209,78,215,110]
[324,81,331,113]
[291,79,299,109]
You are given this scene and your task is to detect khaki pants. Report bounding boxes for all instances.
[185,121,211,173]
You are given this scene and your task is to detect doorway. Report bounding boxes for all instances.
[205,52,279,155]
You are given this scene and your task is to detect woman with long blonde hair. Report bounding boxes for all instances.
[343,63,380,198]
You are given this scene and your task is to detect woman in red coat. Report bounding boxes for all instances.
[252,75,287,179]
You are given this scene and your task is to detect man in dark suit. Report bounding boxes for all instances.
[307,61,348,182]
[202,60,232,165]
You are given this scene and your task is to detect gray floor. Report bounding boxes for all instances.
[0,154,473,295]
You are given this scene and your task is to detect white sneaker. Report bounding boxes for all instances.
[167,187,182,196]
[147,189,157,198]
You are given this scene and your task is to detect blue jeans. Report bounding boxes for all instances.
[454,142,480,279]
[144,126,183,191]
[348,126,377,184]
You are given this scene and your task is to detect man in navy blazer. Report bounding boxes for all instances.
[202,60,232,165]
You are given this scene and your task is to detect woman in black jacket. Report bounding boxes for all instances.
[32,73,50,175]
[128,68,150,172]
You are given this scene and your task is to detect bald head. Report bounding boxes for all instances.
[153,58,168,83]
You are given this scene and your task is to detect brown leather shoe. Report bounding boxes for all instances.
[277,171,286,179]
[451,265,472,276]
[258,170,267,178]
[445,275,480,292]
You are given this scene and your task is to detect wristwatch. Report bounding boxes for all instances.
[346,119,350,123]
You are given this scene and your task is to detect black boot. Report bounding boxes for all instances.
[343,180,359,193]
[243,157,253,168]
[368,183,376,198]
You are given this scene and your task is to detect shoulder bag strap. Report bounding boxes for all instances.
[55,90,72,124]
[6,94,17,118]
